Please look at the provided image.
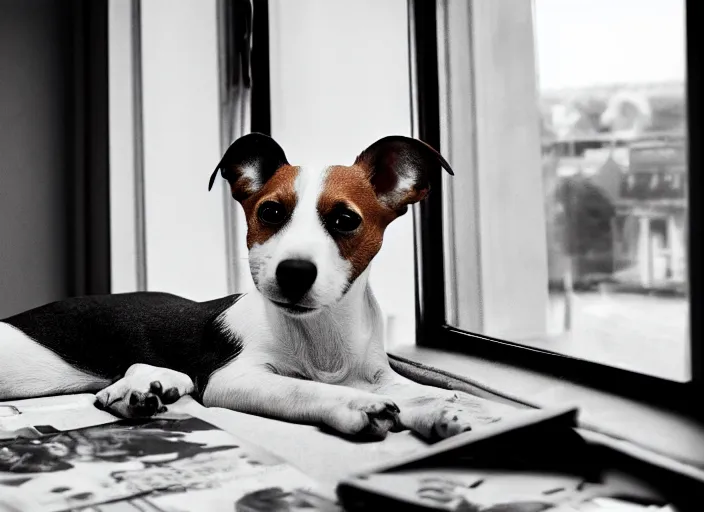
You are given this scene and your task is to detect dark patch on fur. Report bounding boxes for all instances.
[367,368,386,385]
[263,363,281,375]
[469,479,484,489]
[406,395,438,406]
[208,133,289,198]
[354,135,454,200]
[263,362,310,381]
[2,292,245,401]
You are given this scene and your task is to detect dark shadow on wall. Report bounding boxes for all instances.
[0,0,110,318]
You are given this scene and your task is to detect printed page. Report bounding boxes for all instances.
[0,416,339,511]
[347,406,579,477]
[339,467,672,511]
[337,406,673,511]
[1,394,119,440]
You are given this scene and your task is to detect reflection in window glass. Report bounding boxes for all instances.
[534,0,688,380]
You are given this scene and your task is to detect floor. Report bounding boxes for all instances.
[522,291,690,381]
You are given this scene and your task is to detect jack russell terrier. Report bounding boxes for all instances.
[0,133,501,441]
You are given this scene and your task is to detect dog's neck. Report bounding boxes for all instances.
[262,267,387,383]
[266,266,383,348]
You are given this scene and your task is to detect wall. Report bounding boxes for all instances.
[0,1,70,317]
[267,0,415,348]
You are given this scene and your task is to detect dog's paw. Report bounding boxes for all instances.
[324,394,401,440]
[404,392,503,441]
[429,402,475,439]
[95,363,194,419]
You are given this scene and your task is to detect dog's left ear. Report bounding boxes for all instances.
[354,135,454,214]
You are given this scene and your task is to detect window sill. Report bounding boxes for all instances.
[391,345,704,473]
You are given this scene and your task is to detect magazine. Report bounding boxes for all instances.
[0,394,120,441]
[0,398,689,511]
[337,407,677,512]
[0,414,340,512]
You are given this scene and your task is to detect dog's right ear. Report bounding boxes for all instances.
[208,133,289,202]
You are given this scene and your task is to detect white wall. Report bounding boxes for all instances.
[267,0,415,348]
[139,0,229,301]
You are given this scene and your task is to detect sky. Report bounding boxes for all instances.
[534,0,686,91]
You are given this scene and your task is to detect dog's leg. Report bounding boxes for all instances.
[203,364,400,439]
[371,372,511,440]
[0,322,112,400]
[94,363,195,418]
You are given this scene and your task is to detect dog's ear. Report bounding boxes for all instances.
[208,132,289,202]
[354,135,454,214]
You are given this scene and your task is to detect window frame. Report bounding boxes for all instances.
[217,0,270,295]
[409,0,704,417]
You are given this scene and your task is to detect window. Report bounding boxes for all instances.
[535,0,688,382]
[108,0,261,301]
[411,0,701,410]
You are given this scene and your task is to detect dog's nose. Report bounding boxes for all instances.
[276,259,318,302]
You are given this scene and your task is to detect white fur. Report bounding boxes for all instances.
[227,165,387,385]
[240,163,262,192]
[217,266,387,385]
[248,165,353,308]
[0,143,495,440]
[381,173,417,208]
[206,257,493,441]
[0,322,111,400]
[95,363,194,417]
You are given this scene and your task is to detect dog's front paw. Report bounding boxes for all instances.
[324,393,400,440]
[428,402,476,439]
[404,392,503,441]
[95,363,194,419]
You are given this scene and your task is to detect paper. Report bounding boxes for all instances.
[0,394,120,441]
[0,416,339,511]
[337,407,672,512]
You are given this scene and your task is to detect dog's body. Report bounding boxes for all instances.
[0,134,501,440]
[0,292,242,404]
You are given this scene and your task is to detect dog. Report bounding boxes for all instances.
[0,133,502,441]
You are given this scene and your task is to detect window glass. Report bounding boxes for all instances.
[534,0,688,380]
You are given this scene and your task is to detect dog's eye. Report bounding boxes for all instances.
[326,209,362,234]
[258,201,287,225]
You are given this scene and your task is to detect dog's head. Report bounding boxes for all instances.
[208,133,453,316]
